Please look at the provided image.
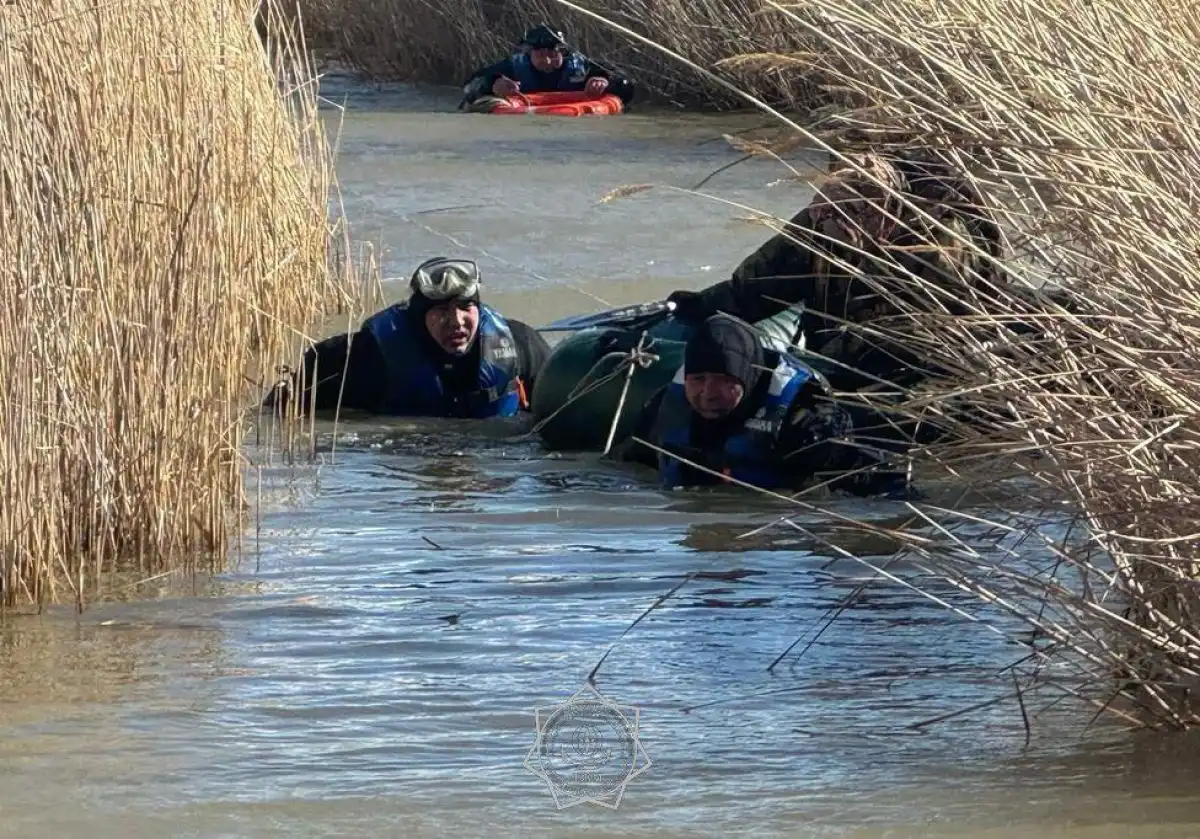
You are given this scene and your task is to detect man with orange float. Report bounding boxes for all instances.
[459,25,636,112]
[268,257,550,419]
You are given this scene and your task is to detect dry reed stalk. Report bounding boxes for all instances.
[0,0,359,610]
[737,0,1200,726]
[547,0,1200,728]
[292,0,827,107]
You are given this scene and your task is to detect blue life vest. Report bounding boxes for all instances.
[362,302,522,418]
[654,354,816,489]
[509,51,589,92]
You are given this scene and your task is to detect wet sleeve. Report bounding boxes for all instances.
[268,328,385,414]
[772,382,858,488]
[505,319,552,399]
[581,57,636,103]
[581,56,629,83]
[462,58,514,93]
[673,208,829,325]
[722,208,831,319]
[775,386,917,497]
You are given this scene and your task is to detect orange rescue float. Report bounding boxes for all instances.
[487,90,625,117]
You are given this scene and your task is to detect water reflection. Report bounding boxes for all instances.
[4,416,1200,836]
[6,78,1200,837]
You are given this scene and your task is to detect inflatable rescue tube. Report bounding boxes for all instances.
[531,310,806,452]
[486,90,625,117]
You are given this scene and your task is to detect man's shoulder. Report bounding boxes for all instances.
[360,301,406,330]
[481,304,523,329]
[756,206,818,251]
[501,316,536,339]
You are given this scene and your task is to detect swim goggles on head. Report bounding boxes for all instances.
[410,257,482,301]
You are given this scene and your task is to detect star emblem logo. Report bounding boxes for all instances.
[524,682,652,809]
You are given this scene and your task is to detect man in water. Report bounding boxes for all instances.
[616,313,914,497]
[665,149,1072,394]
[460,24,636,111]
[268,257,551,418]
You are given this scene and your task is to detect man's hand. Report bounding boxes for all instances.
[834,468,924,500]
[492,76,520,96]
[584,76,610,96]
[666,290,715,324]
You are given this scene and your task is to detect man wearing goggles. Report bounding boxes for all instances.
[273,257,550,419]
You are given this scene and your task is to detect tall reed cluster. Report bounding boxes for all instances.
[0,0,354,608]
[674,0,1200,726]
[295,0,822,106]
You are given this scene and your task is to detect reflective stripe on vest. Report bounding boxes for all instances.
[655,355,814,489]
[363,302,521,418]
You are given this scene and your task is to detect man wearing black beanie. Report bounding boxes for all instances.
[268,257,551,418]
[621,313,914,497]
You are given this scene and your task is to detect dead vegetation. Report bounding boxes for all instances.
[0,0,360,609]
[295,0,828,107]
[580,0,1200,728]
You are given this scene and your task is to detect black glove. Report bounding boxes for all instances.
[666,290,716,324]
[828,445,924,500]
[832,467,923,500]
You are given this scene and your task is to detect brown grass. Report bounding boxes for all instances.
[294,0,828,107]
[572,0,1200,728]
[751,0,1200,727]
[0,0,360,610]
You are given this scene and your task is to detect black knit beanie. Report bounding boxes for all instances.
[684,314,764,389]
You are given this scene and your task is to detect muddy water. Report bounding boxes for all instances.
[5,76,1200,838]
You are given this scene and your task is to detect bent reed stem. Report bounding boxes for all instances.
[558,0,1200,728]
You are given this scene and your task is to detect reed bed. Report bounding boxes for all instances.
[498,0,1200,728]
[0,0,357,609]
[295,0,825,106]
[637,0,1200,727]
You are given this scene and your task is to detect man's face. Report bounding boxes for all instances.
[424,301,480,356]
[530,48,564,72]
[684,373,745,420]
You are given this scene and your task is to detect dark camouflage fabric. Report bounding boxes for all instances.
[681,150,1067,391]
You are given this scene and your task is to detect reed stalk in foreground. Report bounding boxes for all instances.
[567,0,1200,728]
[0,0,358,610]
